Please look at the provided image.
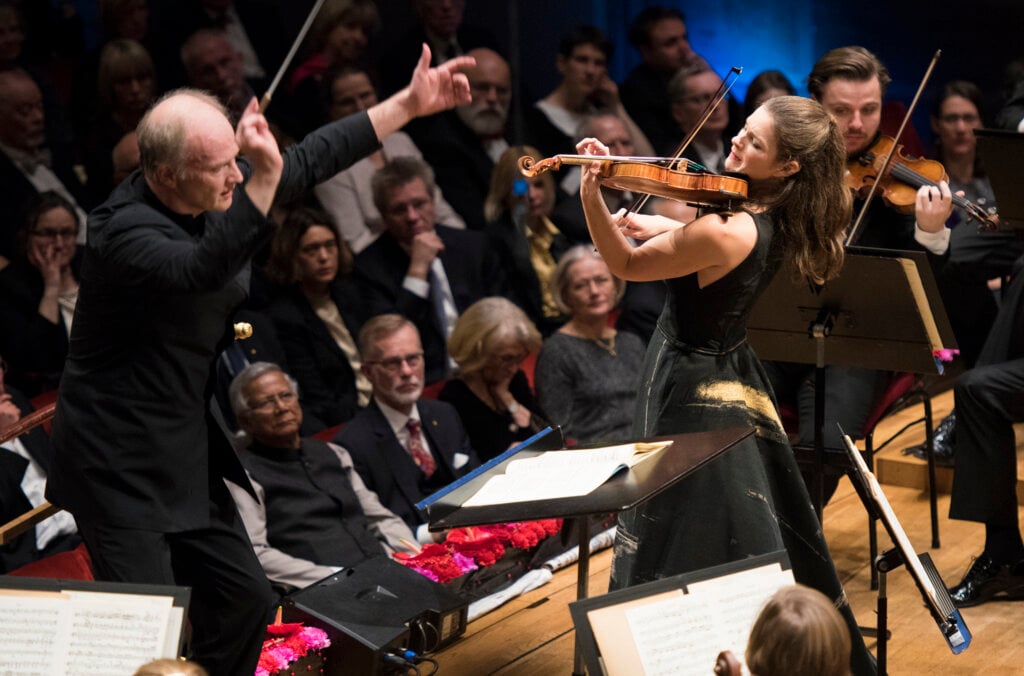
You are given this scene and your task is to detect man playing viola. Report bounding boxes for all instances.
[761,45,954,505]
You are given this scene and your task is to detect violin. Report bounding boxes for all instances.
[848,135,999,231]
[519,154,748,208]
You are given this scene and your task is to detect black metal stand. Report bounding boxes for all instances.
[874,548,903,676]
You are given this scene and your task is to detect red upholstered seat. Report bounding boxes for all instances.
[7,543,94,580]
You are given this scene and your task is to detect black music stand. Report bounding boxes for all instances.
[748,250,956,587]
[422,426,754,676]
[840,430,971,675]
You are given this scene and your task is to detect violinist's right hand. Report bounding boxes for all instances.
[617,212,685,241]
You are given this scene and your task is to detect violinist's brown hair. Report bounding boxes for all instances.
[807,46,891,99]
[758,96,849,285]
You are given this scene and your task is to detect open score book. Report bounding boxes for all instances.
[461,441,671,507]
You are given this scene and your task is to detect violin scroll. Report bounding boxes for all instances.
[519,155,560,178]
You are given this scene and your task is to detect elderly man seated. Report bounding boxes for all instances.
[226,361,416,591]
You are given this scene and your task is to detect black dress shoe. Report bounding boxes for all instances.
[903,410,955,466]
[948,553,1024,608]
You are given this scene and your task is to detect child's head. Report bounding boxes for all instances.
[745,585,850,676]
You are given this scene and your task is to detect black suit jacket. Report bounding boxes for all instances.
[0,259,70,396]
[267,280,366,431]
[333,398,479,529]
[404,111,500,230]
[352,226,506,383]
[47,112,381,532]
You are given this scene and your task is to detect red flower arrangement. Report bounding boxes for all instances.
[393,519,562,583]
[257,608,331,676]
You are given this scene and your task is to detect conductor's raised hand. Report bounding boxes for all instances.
[405,44,475,118]
[236,97,283,177]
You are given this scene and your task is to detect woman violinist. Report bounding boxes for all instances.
[577,95,875,675]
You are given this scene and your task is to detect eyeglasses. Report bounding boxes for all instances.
[31,228,77,240]
[367,352,424,373]
[679,92,715,107]
[249,390,297,412]
[299,240,338,256]
[493,352,528,367]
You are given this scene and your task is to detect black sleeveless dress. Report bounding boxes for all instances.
[610,211,876,675]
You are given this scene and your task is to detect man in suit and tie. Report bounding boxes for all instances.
[353,156,505,383]
[334,315,479,541]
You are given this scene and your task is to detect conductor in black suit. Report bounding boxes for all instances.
[353,156,506,383]
[46,47,476,675]
[335,314,479,541]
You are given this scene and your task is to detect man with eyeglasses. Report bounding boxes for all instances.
[334,314,479,538]
[406,47,513,229]
[46,48,475,674]
[665,64,732,170]
[225,361,416,592]
[354,156,505,384]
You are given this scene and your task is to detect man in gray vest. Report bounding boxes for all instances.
[227,362,416,592]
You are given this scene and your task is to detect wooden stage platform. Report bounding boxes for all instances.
[433,388,1024,674]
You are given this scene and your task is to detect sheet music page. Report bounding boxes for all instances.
[462,442,670,507]
[587,589,684,676]
[0,592,70,675]
[624,564,794,675]
[163,606,185,657]
[62,591,174,673]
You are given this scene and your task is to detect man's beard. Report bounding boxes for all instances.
[456,103,507,137]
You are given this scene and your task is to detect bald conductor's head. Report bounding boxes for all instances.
[138,89,244,216]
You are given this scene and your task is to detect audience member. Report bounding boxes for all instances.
[180,28,254,123]
[439,297,546,462]
[536,246,645,444]
[484,145,569,336]
[133,658,208,676]
[0,192,80,397]
[666,64,732,168]
[743,69,797,120]
[523,25,653,167]
[406,47,513,229]
[151,0,288,91]
[111,130,141,186]
[83,39,158,205]
[378,0,499,96]
[226,362,416,591]
[620,6,706,154]
[353,156,506,383]
[280,0,379,139]
[996,56,1024,131]
[714,584,851,676]
[265,206,371,432]
[0,68,87,261]
[314,66,465,254]
[334,315,480,537]
[0,351,79,574]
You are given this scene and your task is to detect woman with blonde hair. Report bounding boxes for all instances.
[484,145,573,336]
[439,297,546,461]
[535,246,645,443]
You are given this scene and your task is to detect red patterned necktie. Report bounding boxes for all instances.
[405,418,436,477]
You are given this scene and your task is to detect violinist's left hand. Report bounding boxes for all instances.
[576,137,609,198]
[914,181,955,233]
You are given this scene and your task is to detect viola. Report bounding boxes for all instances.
[847,135,999,230]
[519,154,748,207]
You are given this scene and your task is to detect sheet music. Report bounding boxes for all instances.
[0,589,178,673]
[587,563,793,675]
[462,442,670,507]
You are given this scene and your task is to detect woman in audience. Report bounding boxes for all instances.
[522,25,653,162]
[743,69,796,120]
[535,246,645,444]
[315,66,465,254]
[439,297,545,462]
[0,192,80,397]
[84,38,157,202]
[265,206,370,432]
[484,145,571,336]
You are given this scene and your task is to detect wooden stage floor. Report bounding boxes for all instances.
[433,388,1024,674]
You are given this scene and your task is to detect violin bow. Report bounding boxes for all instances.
[625,66,743,216]
[258,0,328,114]
[845,50,942,247]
